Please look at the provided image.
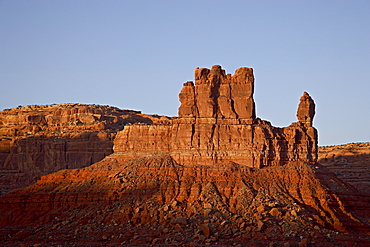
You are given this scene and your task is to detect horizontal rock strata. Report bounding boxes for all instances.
[0,104,166,194]
[114,65,317,168]
[2,66,369,245]
[114,118,317,168]
[179,65,255,119]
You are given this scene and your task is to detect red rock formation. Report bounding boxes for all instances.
[1,155,370,245]
[117,65,317,168]
[179,65,255,119]
[297,91,315,126]
[1,66,369,246]
[178,81,197,117]
[114,118,318,168]
[0,104,163,194]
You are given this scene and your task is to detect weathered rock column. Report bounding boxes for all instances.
[297,92,315,126]
[178,81,197,117]
[230,67,256,119]
[179,65,256,120]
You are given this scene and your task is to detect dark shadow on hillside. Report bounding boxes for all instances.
[318,153,370,196]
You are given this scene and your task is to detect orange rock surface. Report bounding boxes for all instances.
[0,104,164,195]
[179,65,255,119]
[1,66,370,246]
[115,66,318,168]
[296,91,315,126]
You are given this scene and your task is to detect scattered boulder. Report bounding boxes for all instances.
[200,224,211,238]
[257,220,264,231]
[269,208,283,217]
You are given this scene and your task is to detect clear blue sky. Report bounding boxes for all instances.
[1,0,369,146]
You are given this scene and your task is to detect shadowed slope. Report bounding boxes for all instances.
[319,143,370,196]
[1,155,370,245]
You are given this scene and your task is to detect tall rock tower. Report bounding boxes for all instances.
[179,65,255,120]
[297,91,315,126]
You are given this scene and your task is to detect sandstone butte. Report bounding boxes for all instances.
[1,65,370,246]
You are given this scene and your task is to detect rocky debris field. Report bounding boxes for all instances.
[1,155,370,246]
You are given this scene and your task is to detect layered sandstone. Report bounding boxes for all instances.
[0,104,165,194]
[1,66,369,246]
[179,65,255,119]
[114,65,317,168]
[319,142,370,195]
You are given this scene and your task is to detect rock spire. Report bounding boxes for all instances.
[297,91,315,126]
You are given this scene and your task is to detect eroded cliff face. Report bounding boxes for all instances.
[114,65,317,168]
[0,104,164,194]
[179,65,255,119]
[1,66,370,246]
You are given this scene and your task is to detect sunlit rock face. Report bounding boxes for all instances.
[115,65,318,168]
[0,103,162,194]
[296,91,315,126]
[2,66,370,246]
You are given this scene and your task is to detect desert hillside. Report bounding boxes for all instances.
[319,142,370,195]
[1,66,370,246]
